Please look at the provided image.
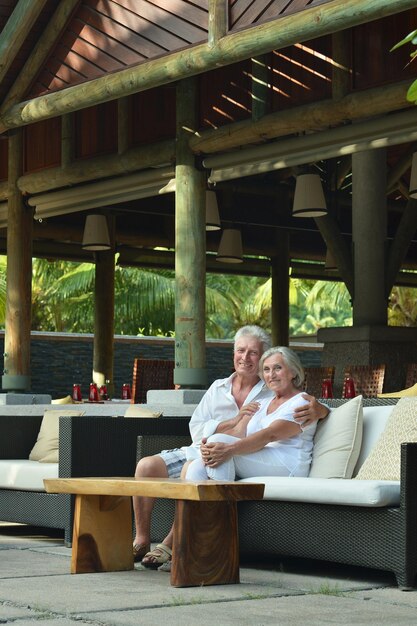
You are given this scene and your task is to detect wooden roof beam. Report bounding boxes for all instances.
[191,79,414,154]
[0,0,415,133]
[0,0,48,85]
[386,144,416,195]
[386,197,417,295]
[18,139,175,195]
[0,0,80,115]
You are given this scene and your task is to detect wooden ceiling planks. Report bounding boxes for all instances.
[230,0,329,30]
[27,0,209,97]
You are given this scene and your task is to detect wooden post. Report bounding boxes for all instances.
[2,128,33,391]
[208,0,227,47]
[271,232,289,347]
[174,78,207,388]
[92,216,115,396]
[352,149,387,325]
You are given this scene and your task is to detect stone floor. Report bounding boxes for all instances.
[1,522,416,625]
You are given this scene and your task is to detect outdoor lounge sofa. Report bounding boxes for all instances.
[0,411,190,545]
[138,397,417,590]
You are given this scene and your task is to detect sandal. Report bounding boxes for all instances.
[133,542,150,563]
[141,543,172,569]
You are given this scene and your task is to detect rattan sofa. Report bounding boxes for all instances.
[0,414,190,545]
[138,397,417,590]
[236,397,417,590]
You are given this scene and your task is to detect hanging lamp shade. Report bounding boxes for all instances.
[292,173,327,218]
[216,228,243,263]
[409,152,417,198]
[82,215,111,251]
[205,190,221,230]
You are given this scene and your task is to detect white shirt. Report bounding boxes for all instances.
[246,392,316,473]
[184,373,274,459]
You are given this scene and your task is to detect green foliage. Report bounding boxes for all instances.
[389,286,417,327]
[2,257,415,338]
[391,30,417,103]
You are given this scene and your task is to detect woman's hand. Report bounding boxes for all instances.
[201,438,233,467]
[215,401,260,437]
[236,401,260,422]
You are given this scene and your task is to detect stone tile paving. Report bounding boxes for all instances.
[0,523,415,626]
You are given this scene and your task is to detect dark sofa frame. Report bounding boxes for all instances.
[238,397,417,589]
[0,414,190,545]
[136,398,417,589]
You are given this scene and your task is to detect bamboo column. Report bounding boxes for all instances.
[352,149,387,325]
[174,78,207,388]
[271,232,289,347]
[92,215,115,397]
[2,128,33,391]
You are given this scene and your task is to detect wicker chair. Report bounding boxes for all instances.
[303,366,335,398]
[342,364,385,398]
[405,363,417,389]
[131,358,175,404]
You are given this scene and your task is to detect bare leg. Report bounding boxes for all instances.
[133,455,169,547]
[140,460,193,567]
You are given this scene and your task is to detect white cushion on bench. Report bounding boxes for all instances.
[0,460,58,491]
[238,476,400,507]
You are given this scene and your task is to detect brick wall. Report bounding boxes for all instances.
[0,332,322,399]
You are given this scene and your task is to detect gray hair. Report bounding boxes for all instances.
[259,346,305,390]
[234,325,272,355]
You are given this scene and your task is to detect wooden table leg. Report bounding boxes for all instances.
[71,494,133,574]
[171,499,240,587]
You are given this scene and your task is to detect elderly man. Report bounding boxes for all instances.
[133,325,329,570]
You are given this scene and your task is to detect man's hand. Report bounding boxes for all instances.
[293,393,330,428]
[201,438,232,467]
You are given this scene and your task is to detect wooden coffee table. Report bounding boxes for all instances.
[44,477,264,587]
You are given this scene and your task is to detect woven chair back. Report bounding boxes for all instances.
[131,358,175,404]
[303,366,335,398]
[342,364,385,398]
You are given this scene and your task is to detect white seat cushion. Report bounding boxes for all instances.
[238,476,400,507]
[0,460,59,491]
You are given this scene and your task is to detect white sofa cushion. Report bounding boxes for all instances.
[308,395,363,479]
[0,460,59,491]
[238,476,400,507]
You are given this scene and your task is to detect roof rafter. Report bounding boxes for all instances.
[0,0,80,114]
[0,0,415,133]
[0,0,48,85]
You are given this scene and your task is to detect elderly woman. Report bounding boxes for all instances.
[185,346,316,482]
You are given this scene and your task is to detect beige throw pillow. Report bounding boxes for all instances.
[29,409,85,463]
[124,405,162,418]
[356,397,417,481]
[378,383,417,398]
[309,395,363,479]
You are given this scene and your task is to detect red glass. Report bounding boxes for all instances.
[99,385,108,400]
[89,382,99,402]
[344,375,356,399]
[72,384,82,402]
[321,378,333,399]
[122,383,131,400]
